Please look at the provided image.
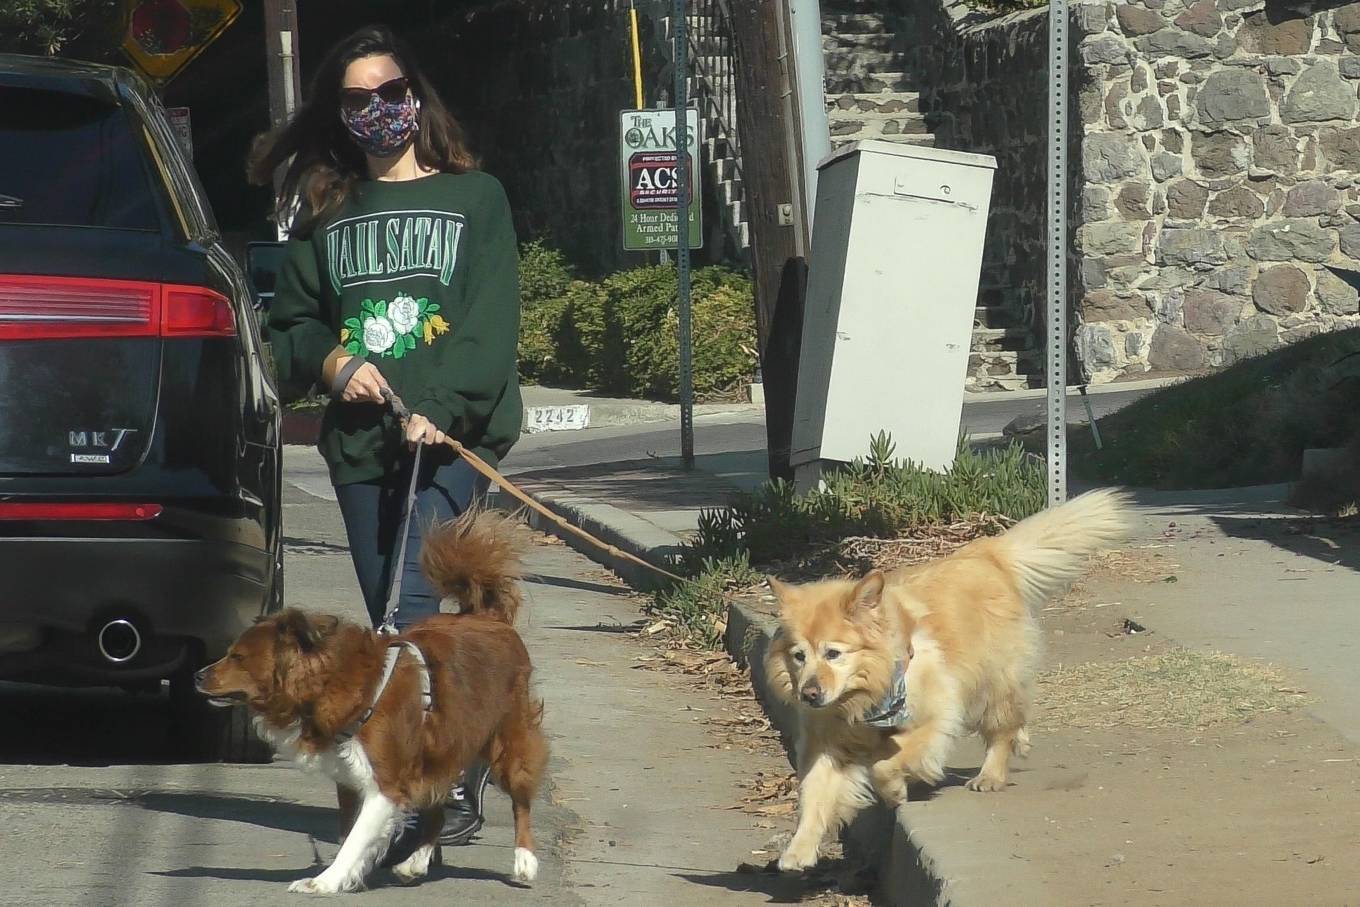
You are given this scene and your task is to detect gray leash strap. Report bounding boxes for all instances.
[332,364,424,636]
[379,439,422,636]
[379,385,420,636]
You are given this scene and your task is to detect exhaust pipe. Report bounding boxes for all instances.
[96,619,142,664]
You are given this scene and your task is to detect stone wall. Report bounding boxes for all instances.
[885,0,1360,384]
[1072,0,1360,380]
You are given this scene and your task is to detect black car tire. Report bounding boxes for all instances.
[168,668,271,764]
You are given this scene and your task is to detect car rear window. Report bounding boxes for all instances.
[0,86,161,231]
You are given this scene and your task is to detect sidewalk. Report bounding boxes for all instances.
[504,449,766,590]
[516,449,1360,905]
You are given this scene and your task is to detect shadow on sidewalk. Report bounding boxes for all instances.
[523,572,627,596]
[155,861,525,888]
[136,790,339,842]
[675,856,883,905]
[513,449,766,512]
[1210,513,1360,575]
[154,865,313,883]
[1118,483,1360,575]
[544,621,647,635]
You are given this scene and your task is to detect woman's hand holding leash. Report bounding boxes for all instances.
[337,357,390,404]
[403,413,447,449]
[377,388,446,449]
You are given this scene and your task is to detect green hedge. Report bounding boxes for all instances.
[517,242,758,401]
[0,0,120,56]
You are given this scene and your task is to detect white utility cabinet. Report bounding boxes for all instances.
[790,139,997,489]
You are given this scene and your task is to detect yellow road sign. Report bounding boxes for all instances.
[121,0,241,83]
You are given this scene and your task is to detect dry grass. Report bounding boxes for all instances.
[1036,649,1311,731]
[755,515,1013,593]
[836,515,1013,571]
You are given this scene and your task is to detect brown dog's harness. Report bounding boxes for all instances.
[335,640,434,742]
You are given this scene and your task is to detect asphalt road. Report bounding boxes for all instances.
[500,385,1153,478]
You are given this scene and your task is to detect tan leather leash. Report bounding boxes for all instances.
[377,387,692,589]
[444,435,693,587]
[440,439,769,617]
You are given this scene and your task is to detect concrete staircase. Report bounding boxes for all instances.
[821,1,1041,390]
[821,7,934,149]
[685,19,751,259]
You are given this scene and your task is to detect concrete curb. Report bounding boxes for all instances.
[519,386,763,430]
[496,482,686,593]
[962,373,1182,404]
[513,480,951,905]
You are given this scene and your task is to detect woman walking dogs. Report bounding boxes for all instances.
[254,24,523,859]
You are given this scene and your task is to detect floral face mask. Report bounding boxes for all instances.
[339,78,420,157]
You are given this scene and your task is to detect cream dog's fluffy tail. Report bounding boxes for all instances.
[995,488,1132,609]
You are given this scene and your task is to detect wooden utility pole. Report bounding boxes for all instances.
[263,0,302,237]
[728,0,809,481]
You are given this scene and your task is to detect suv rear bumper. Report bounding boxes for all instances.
[0,537,271,685]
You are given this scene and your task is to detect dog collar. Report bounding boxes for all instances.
[337,640,433,742]
[861,659,912,728]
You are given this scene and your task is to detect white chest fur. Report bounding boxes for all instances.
[253,718,379,794]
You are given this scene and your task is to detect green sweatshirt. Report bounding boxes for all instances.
[267,171,522,485]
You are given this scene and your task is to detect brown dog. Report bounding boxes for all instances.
[765,489,1130,871]
[196,510,547,893]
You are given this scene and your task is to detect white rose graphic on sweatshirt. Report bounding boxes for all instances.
[341,295,450,360]
[388,293,421,335]
[361,315,397,355]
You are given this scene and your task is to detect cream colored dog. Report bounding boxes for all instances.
[765,489,1130,871]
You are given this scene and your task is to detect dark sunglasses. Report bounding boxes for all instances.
[339,77,411,113]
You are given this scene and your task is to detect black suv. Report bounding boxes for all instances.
[0,55,281,760]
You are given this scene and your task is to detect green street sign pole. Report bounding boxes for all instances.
[672,0,694,469]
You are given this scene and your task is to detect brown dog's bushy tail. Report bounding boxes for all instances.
[997,488,1133,609]
[421,508,524,624]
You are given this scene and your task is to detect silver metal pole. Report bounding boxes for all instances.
[275,31,299,241]
[772,0,808,257]
[1046,0,1069,507]
[673,0,695,468]
[787,0,831,237]
[281,31,297,118]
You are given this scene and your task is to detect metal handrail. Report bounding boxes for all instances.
[685,0,743,186]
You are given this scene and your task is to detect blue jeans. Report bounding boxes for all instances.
[334,455,489,630]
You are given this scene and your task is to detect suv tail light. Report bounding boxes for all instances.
[0,503,163,521]
[0,276,236,340]
[163,285,237,337]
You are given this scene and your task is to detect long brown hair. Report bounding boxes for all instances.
[248,25,478,237]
